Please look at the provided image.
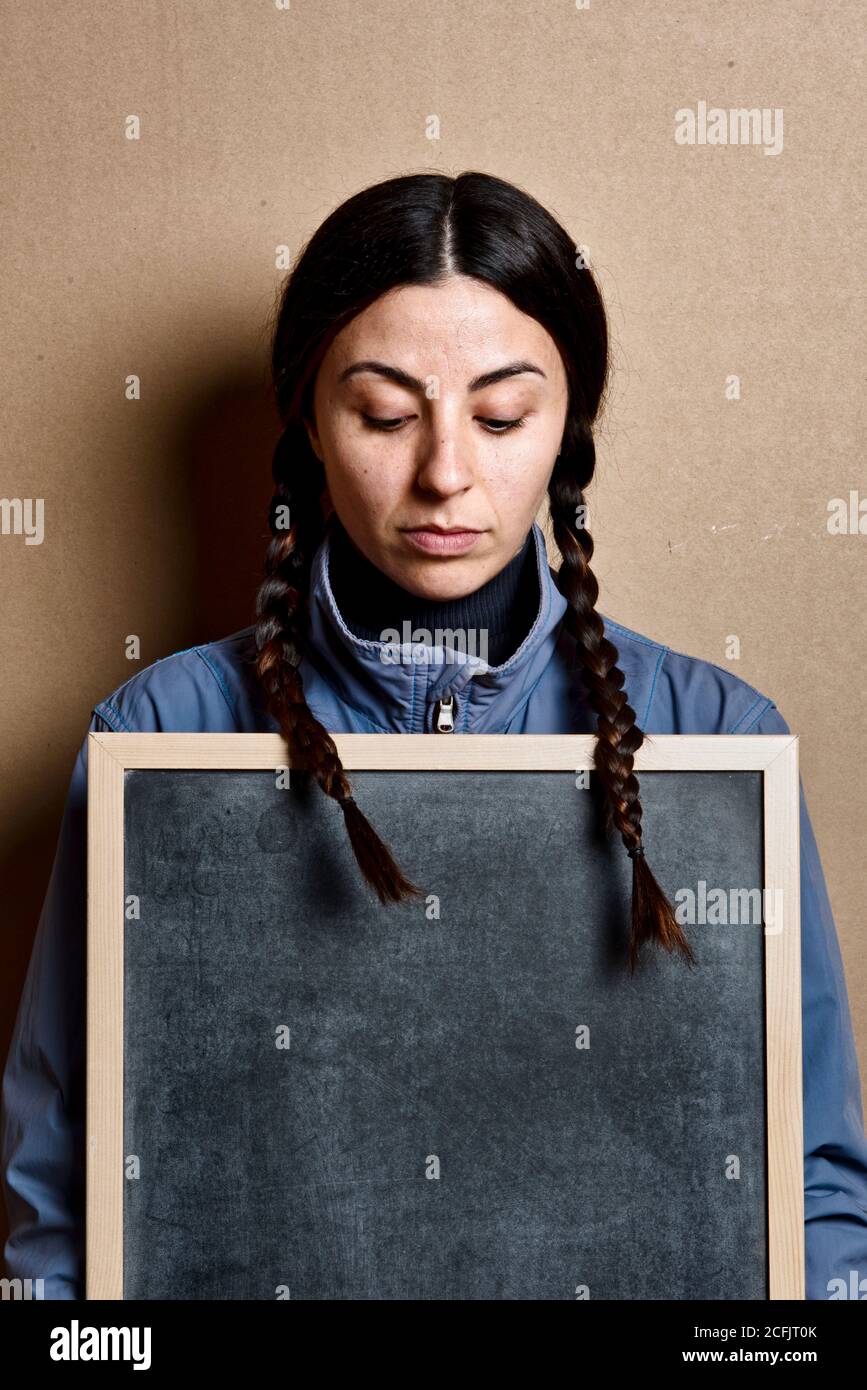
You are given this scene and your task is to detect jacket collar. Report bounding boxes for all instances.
[303,520,569,734]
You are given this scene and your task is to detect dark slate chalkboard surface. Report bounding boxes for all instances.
[122,767,767,1300]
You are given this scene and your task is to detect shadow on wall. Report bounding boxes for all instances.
[186,375,280,643]
[0,375,280,1264]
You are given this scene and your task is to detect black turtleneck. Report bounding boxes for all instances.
[327,519,540,667]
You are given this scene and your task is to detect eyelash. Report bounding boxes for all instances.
[362,414,528,434]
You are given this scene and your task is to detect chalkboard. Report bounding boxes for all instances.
[86,733,804,1300]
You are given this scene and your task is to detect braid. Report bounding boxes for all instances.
[253,429,423,907]
[549,420,695,973]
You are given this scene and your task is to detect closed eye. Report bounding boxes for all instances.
[362,415,410,431]
[362,414,528,433]
[482,416,527,433]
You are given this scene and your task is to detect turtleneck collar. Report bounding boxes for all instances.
[327,519,539,668]
[297,516,571,734]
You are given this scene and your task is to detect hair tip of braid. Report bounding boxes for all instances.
[340,797,424,908]
[628,852,697,972]
[375,881,425,908]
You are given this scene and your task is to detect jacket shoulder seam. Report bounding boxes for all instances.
[601,614,667,652]
[93,697,133,732]
[609,610,774,707]
[732,696,775,734]
[596,614,670,727]
[92,641,240,731]
[660,641,772,704]
[642,646,669,727]
[193,646,237,720]
[652,641,776,733]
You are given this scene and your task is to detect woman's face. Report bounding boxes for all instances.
[305,274,569,600]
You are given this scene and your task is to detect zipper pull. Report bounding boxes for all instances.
[434,694,456,732]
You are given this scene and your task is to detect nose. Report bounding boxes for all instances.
[413,407,477,498]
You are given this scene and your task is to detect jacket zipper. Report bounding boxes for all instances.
[433,693,456,732]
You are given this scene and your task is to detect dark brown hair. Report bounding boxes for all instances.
[254,171,694,973]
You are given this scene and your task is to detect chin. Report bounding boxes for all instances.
[390,555,487,601]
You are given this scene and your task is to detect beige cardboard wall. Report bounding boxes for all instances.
[2,0,865,1261]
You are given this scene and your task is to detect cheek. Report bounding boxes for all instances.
[323,437,404,513]
[482,435,554,499]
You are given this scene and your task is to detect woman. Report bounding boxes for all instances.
[3,171,866,1300]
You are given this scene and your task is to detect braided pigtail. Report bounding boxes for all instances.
[253,430,423,906]
[549,422,695,973]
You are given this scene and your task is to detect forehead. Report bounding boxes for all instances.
[325,275,563,381]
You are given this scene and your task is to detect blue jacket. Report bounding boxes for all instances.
[3,520,867,1299]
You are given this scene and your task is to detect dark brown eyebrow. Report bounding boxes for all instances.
[337,359,547,392]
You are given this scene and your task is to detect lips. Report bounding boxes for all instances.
[401,527,484,555]
[403,526,482,535]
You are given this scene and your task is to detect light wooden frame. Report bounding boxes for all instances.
[87,732,803,1300]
